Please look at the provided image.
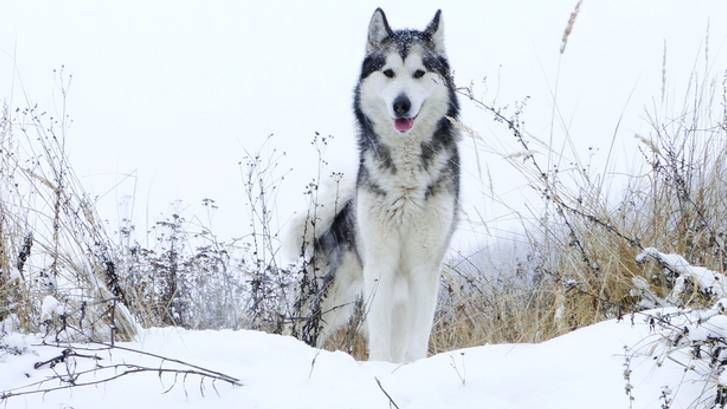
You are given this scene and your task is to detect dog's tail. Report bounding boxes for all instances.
[281,177,355,265]
[282,176,362,347]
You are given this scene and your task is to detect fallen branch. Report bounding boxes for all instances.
[374,377,401,409]
[0,342,242,402]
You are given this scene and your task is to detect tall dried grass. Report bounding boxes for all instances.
[424,47,727,351]
[0,68,140,341]
[2,34,725,365]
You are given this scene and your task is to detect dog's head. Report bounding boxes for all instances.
[356,8,457,137]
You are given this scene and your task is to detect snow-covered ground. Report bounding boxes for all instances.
[0,316,700,409]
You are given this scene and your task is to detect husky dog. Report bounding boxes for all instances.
[286,8,459,363]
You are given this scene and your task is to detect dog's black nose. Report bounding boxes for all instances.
[393,95,411,117]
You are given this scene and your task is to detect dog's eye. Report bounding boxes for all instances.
[383,69,395,78]
[413,69,426,79]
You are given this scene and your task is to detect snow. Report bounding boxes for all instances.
[0,317,703,408]
[39,295,65,322]
[637,247,727,298]
[688,314,727,342]
[0,333,30,358]
[0,315,19,334]
[0,2,725,407]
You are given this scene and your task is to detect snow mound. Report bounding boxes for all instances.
[40,295,65,321]
[0,316,704,409]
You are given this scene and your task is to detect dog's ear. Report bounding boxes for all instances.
[424,10,445,54]
[367,8,393,53]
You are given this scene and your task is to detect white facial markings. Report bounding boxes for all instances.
[360,47,450,138]
[381,53,426,119]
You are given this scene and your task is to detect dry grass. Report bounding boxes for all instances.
[560,0,583,54]
[0,71,137,341]
[314,66,726,356]
[3,35,726,367]
[418,47,727,351]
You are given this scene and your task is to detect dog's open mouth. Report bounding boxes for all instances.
[394,117,415,133]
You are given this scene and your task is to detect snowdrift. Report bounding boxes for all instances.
[1,315,701,409]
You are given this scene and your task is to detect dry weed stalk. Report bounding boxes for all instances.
[560,0,583,54]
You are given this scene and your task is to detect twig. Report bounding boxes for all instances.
[374,377,401,409]
[38,340,241,385]
[1,342,242,402]
[1,363,239,401]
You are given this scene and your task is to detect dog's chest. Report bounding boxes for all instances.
[361,144,454,226]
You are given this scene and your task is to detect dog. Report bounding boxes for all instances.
[285,8,460,363]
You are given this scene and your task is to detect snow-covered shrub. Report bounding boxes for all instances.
[117,205,278,330]
[0,81,138,342]
[0,314,30,356]
[637,302,727,407]
[637,248,727,306]
[115,140,302,333]
[633,251,727,407]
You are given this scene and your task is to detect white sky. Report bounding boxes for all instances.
[2,1,726,252]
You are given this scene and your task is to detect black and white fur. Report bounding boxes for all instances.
[286,8,459,363]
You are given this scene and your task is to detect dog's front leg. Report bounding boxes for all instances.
[404,261,441,362]
[357,193,400,362]
[363,256,398,362]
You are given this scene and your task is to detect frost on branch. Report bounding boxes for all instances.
[637,247,727,304]
[635,251,727,407]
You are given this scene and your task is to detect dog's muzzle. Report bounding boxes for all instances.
[393,95,415,132]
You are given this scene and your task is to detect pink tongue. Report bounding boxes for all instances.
[394,118,414,132]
